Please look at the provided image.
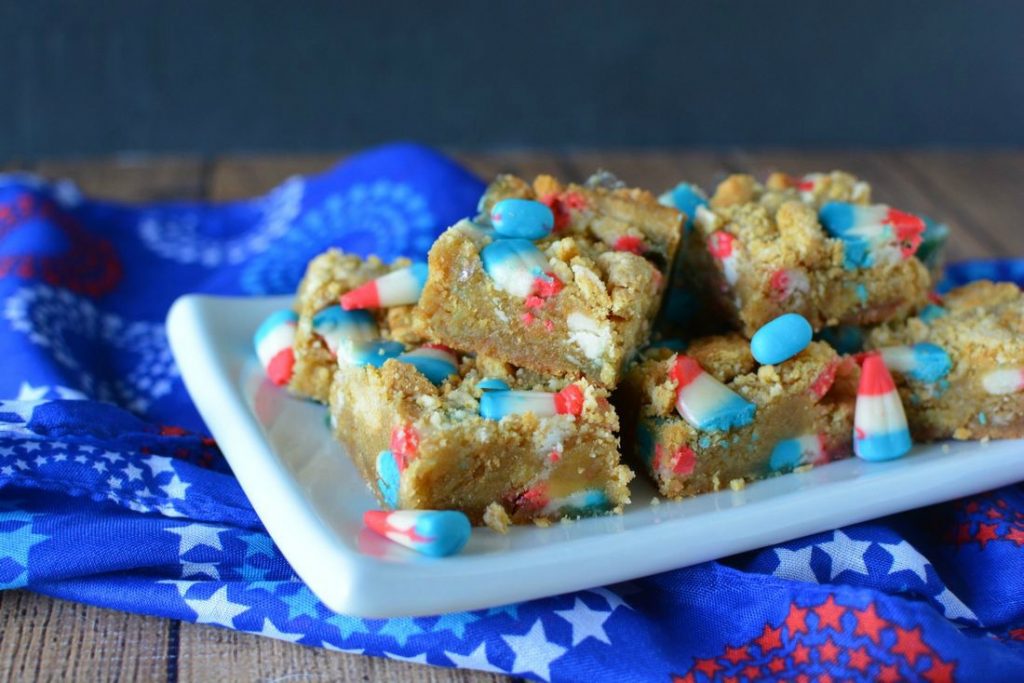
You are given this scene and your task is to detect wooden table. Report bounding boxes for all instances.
[1,151,1022,682]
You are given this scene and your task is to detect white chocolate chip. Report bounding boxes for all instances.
[567,313,612,360]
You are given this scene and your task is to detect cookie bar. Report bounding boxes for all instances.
[620,335,857,499]
[864,280,1024,441]
[666,171,931,337]
[415,173,684,387]
[290,249,423,402]
[329,348,633,525]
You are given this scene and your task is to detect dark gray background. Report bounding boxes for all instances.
[4,0,1023,158]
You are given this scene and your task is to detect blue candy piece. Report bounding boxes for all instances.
[349,340,406,368]
[375,450,401,508]
[879,342,952,383]
[410,510,473,557]
[660,182,708,231]
[750,313,813,365]
[855,431,913,463]
[490,198,555,240]
[477,377,510,392]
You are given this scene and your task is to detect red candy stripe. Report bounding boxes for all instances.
[553,384,584,416]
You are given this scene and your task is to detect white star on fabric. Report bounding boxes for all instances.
[554,598,612,646]
[773,546,818,583]
[382,651,430,664]
[144,455,176,476]
[0,446,14,457]
[15,382,49,401]
[123,463,144,481]
[879,540,931,582]
[818,530,872,580]
[155,503,186,518]
[1,466,12,476]
[52,453,67,462]
[101,451,123,463]
[502,620,567,681]
[21,442,40,452]
[79,445,96,453]
[91,461,107,474]
[161,476,190,500]
[255,618,305,643]
[181,561,220,580]
[0,400,41,422]
[165,523,228,555]
[73,455,87,464]
[51,441,67,449]
[183,586,249,628]
[445,642,506,673]
[106,476,123,488]
[55,386,87,400]
[587,586,632,612]
[934,587,979,622]
[34,455,47,466]
[14,460,29,471]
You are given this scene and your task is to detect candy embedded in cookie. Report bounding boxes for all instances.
[340,262,429,310]
[750,313,813,366]
[254,309,298,386]
[490,198,555,240]
[620,335,857,499]
[818,202,925,269]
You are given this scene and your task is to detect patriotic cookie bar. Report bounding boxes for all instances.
[864,280,1024,441]
[415,173,684,387]
[329,350,633,526]
[620,334,858,499]
[290,249,425,402]
[662,171,932,337]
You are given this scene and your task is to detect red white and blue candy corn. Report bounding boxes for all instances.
[479,384,584,420]
[670,355,756,431]
[348,339,405,368]
[253,310,297,386]
[363,509,471,557]
[340,262,429,310]
[477,377,510,392]
[659,182,708,231]
[854,354,912,462]
[981,366,1024,395]
[706,231,739,285]
[877,343,951,383]
[768,433,827,472]
[397,344,459,385]
[480,238,561,299]
[818,202,925,269]
[311,305,379,358]
[490,198,555,240]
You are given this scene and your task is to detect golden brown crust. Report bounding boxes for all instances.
[619,337,857,499]
[865,280,1024,440]
[330,353,632,525]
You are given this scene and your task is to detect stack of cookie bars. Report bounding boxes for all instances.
[276,168,1023,530]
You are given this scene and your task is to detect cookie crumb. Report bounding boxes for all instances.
[953,427,971,440]
[941,443,951,454]
[650,496,661,506]
[729,478,746,491]
[483,503,511,534]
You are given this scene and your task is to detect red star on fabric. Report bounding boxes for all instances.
[986,508,1003,519]
[722,677,738,683]
[877,664,902,683]
[694,658,723,678]
[785,604,810,636]
[792,643,811,665]
[1009,628,1024,640]
[892,626,931,667]
[818,640,839,663]
[1007,528,1024,546]
[756,624,783,653]
[794,675,809,683]
[723,645,749,665]
[671,675,694,683]
[965,501,980,514]
[847,646,871,671]
[975,523,999,548]
[853,602,887,644]
[922,658,957,683]
[767,657,786,673]
[741,665,761,680]
[954,523,972,546]
[814,596,846,632]
[817,674,833,683]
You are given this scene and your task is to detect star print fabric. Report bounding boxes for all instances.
[1,144,1024,682]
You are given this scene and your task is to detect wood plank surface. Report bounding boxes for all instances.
[1,151,1022,683]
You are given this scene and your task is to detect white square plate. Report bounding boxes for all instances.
[167,294,1024,618]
